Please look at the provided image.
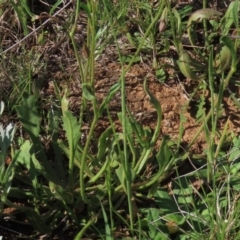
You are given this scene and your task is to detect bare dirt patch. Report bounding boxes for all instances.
[69,58,240,154]
[88,48,238,152]
[1,1,238,157]
[1,1,240,238]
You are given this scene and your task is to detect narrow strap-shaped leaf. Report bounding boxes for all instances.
[187,8,222,46]
[135,78,162,174]
[178,50,204,80]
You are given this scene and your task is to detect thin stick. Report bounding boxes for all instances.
[1,0,73,54]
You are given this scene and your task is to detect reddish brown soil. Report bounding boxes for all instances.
[90,61,240,154]
[0,0,239,238]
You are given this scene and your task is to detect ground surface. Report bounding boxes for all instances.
[0,0,240,239]
[0,1,238,152]
[38,0,240,155]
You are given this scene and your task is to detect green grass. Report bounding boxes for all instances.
[1,0,240,239]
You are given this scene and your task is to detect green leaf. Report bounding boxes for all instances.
[82,83,95,101]
[155,136,173,176]
[178,50,203,80]
[187,8,222,46]
[188,8,222,23]
[172,8,182,35]
[136,136,174,192]
[196,95,206,120]
[172,177,194,205]
[80,3,92,20]
[99,82,120,115]
[47,106,66,181]
[232,0,239,28]
[97,127,113,162]
[49,181,74,204]
[134,79,162,175]
[221,36,237,72]
[154,189,178,212]
[147,208,169,239]
[115,164,126,191]
[215,45,231,73]
[208,45,214,92]
[100,200,112,240]
[61,90,69,113]
[62,110,81,186]
[0,101,4,116]
[156,68,166,83]
[16,95,59,182]
[154,190,185,234]
[16,140,32,167]
[49,0,64,15]
[15,94,40,142]
[143,79,162,146]
[15,141,38,189]
[62,111,81,156]
[1,151,20,200]
[221,1,239,35]
[0,123,15,154]
[230,162,240,175]
[120,55,141,63]
[119,112,141,170]
[230,175,240,191]
[177,5,193,18]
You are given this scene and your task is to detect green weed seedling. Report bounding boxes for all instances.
[2,0,240,239]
